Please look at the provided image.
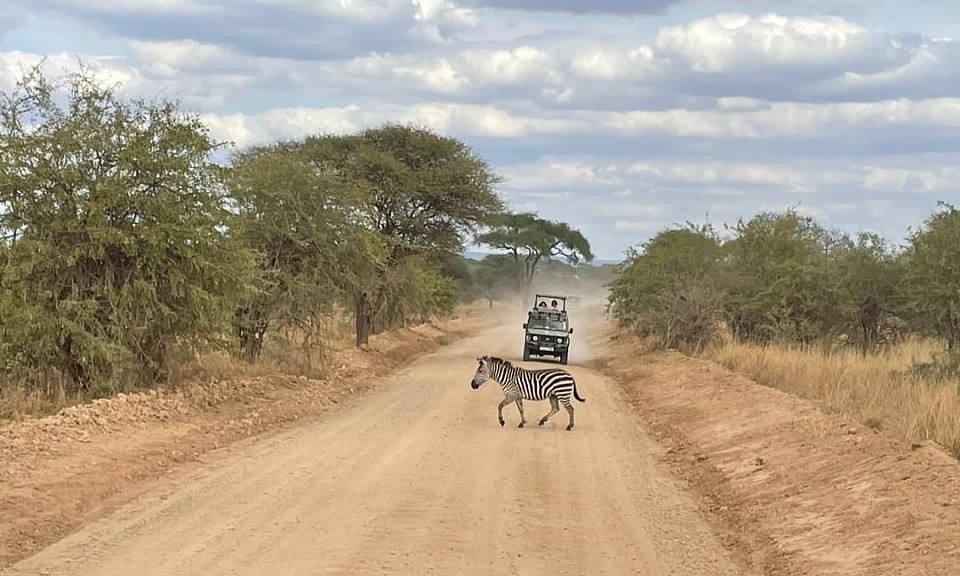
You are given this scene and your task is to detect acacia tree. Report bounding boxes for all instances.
[300,124,505,345]
[722,210,844,345]
[606,223,725,350]
[904,202,960,351]
[830,231,906,353]
[0,64,253,391]
[227,142,371,362]
[476,212,593,308]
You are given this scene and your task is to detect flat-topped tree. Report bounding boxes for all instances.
[300,124,505,345]
[476,212,593,309]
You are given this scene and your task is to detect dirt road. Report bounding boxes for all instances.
[3,321,746,576]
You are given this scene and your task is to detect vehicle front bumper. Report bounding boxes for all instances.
[525,334,569,355]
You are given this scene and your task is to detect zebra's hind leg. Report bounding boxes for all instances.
[561,397,575,431]
[539,396,560,426]
[516,398,526,428]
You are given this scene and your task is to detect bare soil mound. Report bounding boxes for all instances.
[591,326,960,575]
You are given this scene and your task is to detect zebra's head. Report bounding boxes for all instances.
[471,356,510,389]
[471,356,492,389]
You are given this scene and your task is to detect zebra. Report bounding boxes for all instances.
[469,355,586,431]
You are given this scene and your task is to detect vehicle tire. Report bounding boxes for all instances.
[559,352,568,365]
[523,348,530,361]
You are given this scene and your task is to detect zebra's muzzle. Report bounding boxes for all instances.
[470,382,480,389]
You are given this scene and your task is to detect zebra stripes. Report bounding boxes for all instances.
[470,355,585,431]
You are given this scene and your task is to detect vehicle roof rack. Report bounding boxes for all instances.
[532,294,567,312]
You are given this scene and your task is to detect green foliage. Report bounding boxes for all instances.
[830,231,906,351]
[609,205,959,357]
[0,63,585,404]
[377,256,460,328]
[723,210,844,344]
[904,202,960,350]
[607,223,725,350]
[303,124,505,259]
[298,124,506,343]
[0,64,254,392]
[226,142,367,361]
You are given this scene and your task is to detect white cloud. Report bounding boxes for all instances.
[614,220,664,232]
[861,166,960,192]
[626,161,812,190]
[464,0,679,14]
[2,4,960,259]
[655,13,902,74]
[12,0,477,60]
[0,49,259,109]
[297,18,960,109]
[186,97,960,148]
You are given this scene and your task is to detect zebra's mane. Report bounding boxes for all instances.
[485,356,513,369]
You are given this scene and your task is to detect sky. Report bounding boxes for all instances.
[2,0,959,261]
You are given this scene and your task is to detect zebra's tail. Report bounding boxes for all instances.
[572,378,586,403]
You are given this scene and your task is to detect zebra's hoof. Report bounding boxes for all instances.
[538,420,545,426]
[518,422,524,429]
[565,425,574,431]
[499,419,505,427]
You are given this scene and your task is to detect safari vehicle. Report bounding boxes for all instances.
[523,294,574,364]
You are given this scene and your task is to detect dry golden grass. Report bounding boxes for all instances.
[707,335,960,457]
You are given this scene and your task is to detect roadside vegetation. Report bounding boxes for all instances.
[607,206,960,456]
[0,63,591,420]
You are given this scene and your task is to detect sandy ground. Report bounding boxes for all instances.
[4,306,959,575]
[2,313,748,576]
[0,307,503,568]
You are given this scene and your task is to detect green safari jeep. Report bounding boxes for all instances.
[522,294,574,364]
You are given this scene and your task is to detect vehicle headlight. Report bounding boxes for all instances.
[557,337,565,344]
[532,335,539,341]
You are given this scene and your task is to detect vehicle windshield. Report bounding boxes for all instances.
[528,318,568,331]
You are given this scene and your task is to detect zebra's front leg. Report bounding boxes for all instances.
[516,398,526,428]
[539,396,560,426]
[497,397,511,427]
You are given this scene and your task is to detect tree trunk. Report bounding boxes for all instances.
[355,291,370,347]
[236,306,267,363]
[59,335,89,391]
[239,330,265,363]
[139,335,169,383]
[520,278,533,311]
[939,307,959,352]
[859,298,881,356]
